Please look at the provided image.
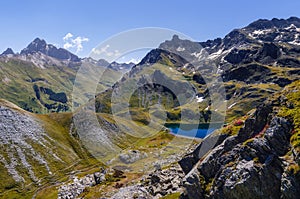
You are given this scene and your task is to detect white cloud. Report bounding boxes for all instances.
[126,58,140,64]
[63,33,89,53]
[91,44,121,57]
[63,42,73,49]
[63,33,73,41]
[117,56,140,64]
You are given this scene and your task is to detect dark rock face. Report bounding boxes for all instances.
[179,133,228,174]
[281,170,300,199]
[192,73,206,84]
[255,43,281,63]
[223,30,255,49]
[277,58,300,68]
[222,64,271,83]
[21,38,80,62]
[265,117,292,156]
[224,48,255,64]
[271,77,293,87]
[238,104,272,140]
[199,38,222,49]
[139,49,169,65]
[183,168,204,199]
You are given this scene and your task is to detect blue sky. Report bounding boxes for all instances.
[0,0,299,58]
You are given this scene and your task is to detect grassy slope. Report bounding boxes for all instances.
[0,100,100,199]
[0,58,122,113]
[0,59,77,113]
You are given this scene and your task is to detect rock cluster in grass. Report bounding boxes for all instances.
[119,150,148,164]
[107,164,184,199]
[58,170,106,199]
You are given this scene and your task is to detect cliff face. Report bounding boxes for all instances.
[180,81,300,199]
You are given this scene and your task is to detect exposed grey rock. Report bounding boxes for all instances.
[94,172,106,184]
[119,150,148,164]
[237,104,272,141]
[142,164,185,198]
[179,133,228,174]
[182,167,204,199]
[265,117,292,156]
[180,103,297,199]
[58,169,107,199]
[109,185,152,199]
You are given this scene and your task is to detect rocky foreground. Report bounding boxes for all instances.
[180,81,300,199]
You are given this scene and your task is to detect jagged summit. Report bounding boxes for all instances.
[21,37,80,62]
[245,16,300,30]
[21,38,48,54]
[1,48,14,55]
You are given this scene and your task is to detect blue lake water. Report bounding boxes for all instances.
[165,123,223,138]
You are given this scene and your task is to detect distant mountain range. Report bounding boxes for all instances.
[1,37,136,69]
[0,38,135,113]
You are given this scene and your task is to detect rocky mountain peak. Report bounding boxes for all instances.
[139,48,168,65]
[159,34,204,56]
[21,38,48,54]
[246,16,300,31]
[97,58,110,66]
[1,48,14,55]
[241,17,300,45]
[21,38,80,62]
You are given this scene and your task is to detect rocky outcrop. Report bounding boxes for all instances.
[58,169,106,199]
[180,101,298,199]
[144,165,185,198]
[179,133,228,174]
[223,48,255,65]
[256,42,281,63]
